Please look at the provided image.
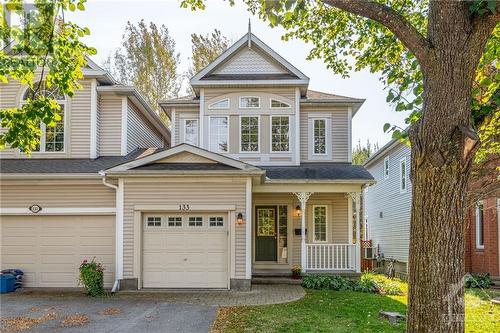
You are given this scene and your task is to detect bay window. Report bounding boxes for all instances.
[271,116,290,152]
[209,117,228,153]
[240,116,259,152]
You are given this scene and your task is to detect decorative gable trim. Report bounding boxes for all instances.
[105,143,264,174]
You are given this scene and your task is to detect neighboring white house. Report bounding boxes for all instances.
[363,139,412,274]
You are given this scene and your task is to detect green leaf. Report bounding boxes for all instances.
[383,123,391,133]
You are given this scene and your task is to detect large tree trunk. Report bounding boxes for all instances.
[406,3,486,332]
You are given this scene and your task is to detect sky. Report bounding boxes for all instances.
[68,0,411,148]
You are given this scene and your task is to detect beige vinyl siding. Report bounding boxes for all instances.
[0,180,115,208]
[122,178,247,279]
[96,95,101,156]
[300,107,349,162]
[99,95,123,156]
[127,102,163,152]
[70,80,92,157]
[0,80,22,157]
[252,192,349,266]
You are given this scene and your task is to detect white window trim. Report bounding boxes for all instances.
[384,156,390,180]
[183,118,199,146]
[188,216,204,227]
[208,116,230,153]
[145,215,163,228]
[475,201,485,250]
[269,98,291,109]
[208,98,230,110]
[239,96,261,109]
[312,118,329,156]
[399,157,407,194]
[208,216,225,228]
[312,205,328,243]
[239,115,260,153]
[270,115,291,153]
[20,86,68,154]
[166,216,183,228]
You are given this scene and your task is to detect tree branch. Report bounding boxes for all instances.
[322,0,431,66]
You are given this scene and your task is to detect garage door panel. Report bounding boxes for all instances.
[142,212,228,289]
[1,215,115,288]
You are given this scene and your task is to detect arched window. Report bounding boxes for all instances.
[22,82,66,152]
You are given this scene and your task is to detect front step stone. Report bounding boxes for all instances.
[252,277,302,285]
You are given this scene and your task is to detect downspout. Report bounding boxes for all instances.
[99,171,121,293]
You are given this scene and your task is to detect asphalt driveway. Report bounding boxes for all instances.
[0,293,217,333]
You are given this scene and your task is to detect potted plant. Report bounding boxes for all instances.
[291,264,302,279]
[79,257,105,296]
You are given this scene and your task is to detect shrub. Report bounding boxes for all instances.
[302,275,352,290]
[379,281,405,295]
[465,273,492,289]
[351,273,379,293]
[79,258,105,296]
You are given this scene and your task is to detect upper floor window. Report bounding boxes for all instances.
[239,96,260,109]
[399,157,407,193]
[384,156,390,179]
[22,82,66,152]
[475,201,484,249]
[313,119,327,155]
[208,99,229,109]
[240,116,259,152]
[184,119,198,146]
[271,116,290,152]
[209,117,228,153]
[313,205,327,242]
[270,99,291,108]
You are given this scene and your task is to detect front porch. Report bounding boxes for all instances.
[251,185,362,275]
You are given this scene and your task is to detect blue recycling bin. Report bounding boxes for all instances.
[0,274,15,293]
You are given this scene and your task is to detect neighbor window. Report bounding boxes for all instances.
[188,216,203,227]
[270,99,291,108]
[239,96,260,108]
[209,217,224,227]
[146,216,162,227]
[209,117,228,153]
[476,201,484,249]
[240,116,259,152]
[400,157,407,193]
[313,119,327,155]
[208,98,229,109]
[23,82,66,152]
[167,217,182,227]
[184,119,198,145]
[384,156,390,179]
[313,206,327,242]
[271,116,290,152]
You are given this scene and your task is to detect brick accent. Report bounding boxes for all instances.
[465,196,499,277]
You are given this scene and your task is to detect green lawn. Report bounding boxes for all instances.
[212,285,500,333]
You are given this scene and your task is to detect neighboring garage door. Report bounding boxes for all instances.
[142,212,228,289]
[0,215,115,287]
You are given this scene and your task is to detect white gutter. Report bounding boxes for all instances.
[99,171,122,293]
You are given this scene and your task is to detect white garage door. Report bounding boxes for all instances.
[0,215,115,287]
[142,213,228,289]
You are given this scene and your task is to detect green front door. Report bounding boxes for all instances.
[255,206,277,261]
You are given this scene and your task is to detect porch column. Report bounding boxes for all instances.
[294,192,313,273]
[354,192,361,273]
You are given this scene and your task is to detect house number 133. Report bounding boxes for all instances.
[179,204,190,211]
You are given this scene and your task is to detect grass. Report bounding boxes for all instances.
[211,277,500,333]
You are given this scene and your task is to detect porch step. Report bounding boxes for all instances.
[252,270,292,278]
[252,277,302,285]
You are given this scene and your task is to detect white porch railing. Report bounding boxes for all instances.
[306,244,357,271]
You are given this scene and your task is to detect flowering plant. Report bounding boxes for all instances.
[291,264,302,279]
[79,257,105,296]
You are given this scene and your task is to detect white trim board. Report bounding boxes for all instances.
[0,207,116,215]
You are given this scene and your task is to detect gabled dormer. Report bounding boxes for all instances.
[160,29,364,167]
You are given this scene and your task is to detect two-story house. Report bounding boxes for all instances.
[364,139,500,279]
[0,31,374,291]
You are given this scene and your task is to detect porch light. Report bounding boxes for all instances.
[295,205,302,217]
[236,212,244,225]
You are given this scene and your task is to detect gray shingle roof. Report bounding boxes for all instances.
[263,163,374,181]
[0,149,148,174]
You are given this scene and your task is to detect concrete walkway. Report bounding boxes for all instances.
[0,285,305,333]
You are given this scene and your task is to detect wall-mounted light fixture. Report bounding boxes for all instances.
[295,205,301,217]
[236,212,244,225]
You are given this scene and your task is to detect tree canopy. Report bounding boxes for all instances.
[0,0,95,153]
[352,139,379,165]
[104,20,181,120]
[188,29,230,79]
